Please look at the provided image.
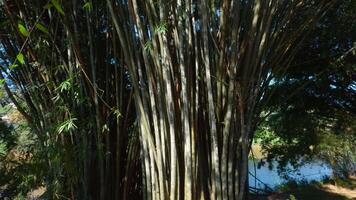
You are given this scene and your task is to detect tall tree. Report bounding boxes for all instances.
[254,0,355,178]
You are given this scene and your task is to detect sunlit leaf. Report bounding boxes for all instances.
[18,23,29,37]
[35,23,49,34]
[51,0,65,15]
[154,22,167,35]
[16,53,25,64]
[102,124,109,133]
[57,118,77,134]
[9,64,18,70]
[113,109,121,119]
[57,79,72,92]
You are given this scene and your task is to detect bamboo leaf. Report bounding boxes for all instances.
[35,23,49,34]
[16,53,25,65]
[9,64,18,70]
[57,118,77,134]
[154,22,167,35]
[51,0,65,15]
[18,23,29,37]
[57,79,72,92]
[83,2,93,12]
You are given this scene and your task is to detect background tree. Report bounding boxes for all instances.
[255,0,355,178]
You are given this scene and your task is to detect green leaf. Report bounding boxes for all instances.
[57,118,77,134]
[154,22,167,35]
[57,79,72,92]
[35,23,49,34]
[51,0,65,15]
[9,64,18,70]
[144,40,153,52]
[0,79,5,86]
[18,23,29,37]
[289,194,297,200]
[83,2,93,12]
[16,53,25,65]
[0,142,8,157]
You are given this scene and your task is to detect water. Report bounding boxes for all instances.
[248,159,332,190]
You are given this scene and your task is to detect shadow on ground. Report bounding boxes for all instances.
[250,181,356,200]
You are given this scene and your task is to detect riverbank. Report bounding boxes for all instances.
[249,144,356,199]
[250,176,356,200]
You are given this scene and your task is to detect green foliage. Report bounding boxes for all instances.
[0,120,16,154]
[57,79,72,92]
[9,63,19,70]
[35,23,49,34]
[0,115,40,199]
[13,193,26,200]
[255,0,356,175]
[17,23,29,37]
[57,118,77,134]
[0,142,7,157]
[317,133,356,178]
[289,194,297,200]
[0,104,12,115]
[144,40,153,52]
[0,78,5,86]
[154,22,167,35]
[16,53,25,65]
[83,2,93,12]
[2,136,40,194]
[51,0,65,16]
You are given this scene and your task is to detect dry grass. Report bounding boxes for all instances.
[26,186,46,200]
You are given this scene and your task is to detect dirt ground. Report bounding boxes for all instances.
[321,183,356,199]
[250,176,356,200]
